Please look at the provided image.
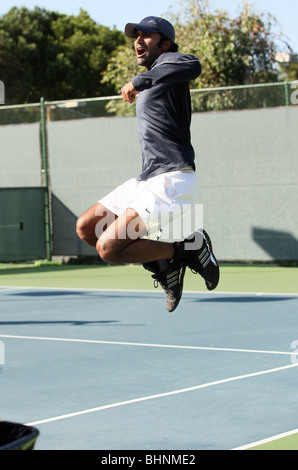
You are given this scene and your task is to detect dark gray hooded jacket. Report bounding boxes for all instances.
[131,51,201,180]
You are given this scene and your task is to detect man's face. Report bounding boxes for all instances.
[134,30,163,69]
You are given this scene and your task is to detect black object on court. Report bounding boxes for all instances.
[0,421,39,450]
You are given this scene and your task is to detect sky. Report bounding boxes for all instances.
[0,0,297,53]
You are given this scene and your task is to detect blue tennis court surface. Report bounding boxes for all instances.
[1,286,298,450]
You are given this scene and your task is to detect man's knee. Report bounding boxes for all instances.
[96,236,117,262]
[76,214,97,247]
[76,215,87,240]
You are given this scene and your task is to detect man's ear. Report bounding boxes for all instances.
[161,39,172,52]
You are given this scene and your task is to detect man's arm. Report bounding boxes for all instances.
[121,53,201,104]
[132,52,201,92]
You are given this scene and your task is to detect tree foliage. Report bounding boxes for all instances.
[279,63,298,81]
[0,7,125,104]
[171,0,279,88]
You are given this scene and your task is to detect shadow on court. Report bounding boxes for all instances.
[195,295,295,303]
[0,320,121,326]
[6,290,159,301]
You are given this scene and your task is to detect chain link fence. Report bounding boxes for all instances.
[0,81,296,125]
[190,81,295,112]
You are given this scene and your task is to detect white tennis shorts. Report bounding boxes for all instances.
[99,170,202,242]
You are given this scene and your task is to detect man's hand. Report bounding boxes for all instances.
[121,81,139,104]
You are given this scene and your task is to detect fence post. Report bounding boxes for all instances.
[284,81,290,106]
[40,97,52,261]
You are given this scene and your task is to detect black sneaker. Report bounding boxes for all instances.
[143,259,186,312]
[174,230,219,291]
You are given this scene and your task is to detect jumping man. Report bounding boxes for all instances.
[76,16,220,312]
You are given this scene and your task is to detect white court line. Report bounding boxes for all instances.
[25,363,298,427]
[233,428,298,450]
[0,333,294,356]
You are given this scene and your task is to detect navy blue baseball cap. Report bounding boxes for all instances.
[125,16,175,43]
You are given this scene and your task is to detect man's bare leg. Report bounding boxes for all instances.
[76,203,174,263]
[76,203,118,247]
[96,207,174,264]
